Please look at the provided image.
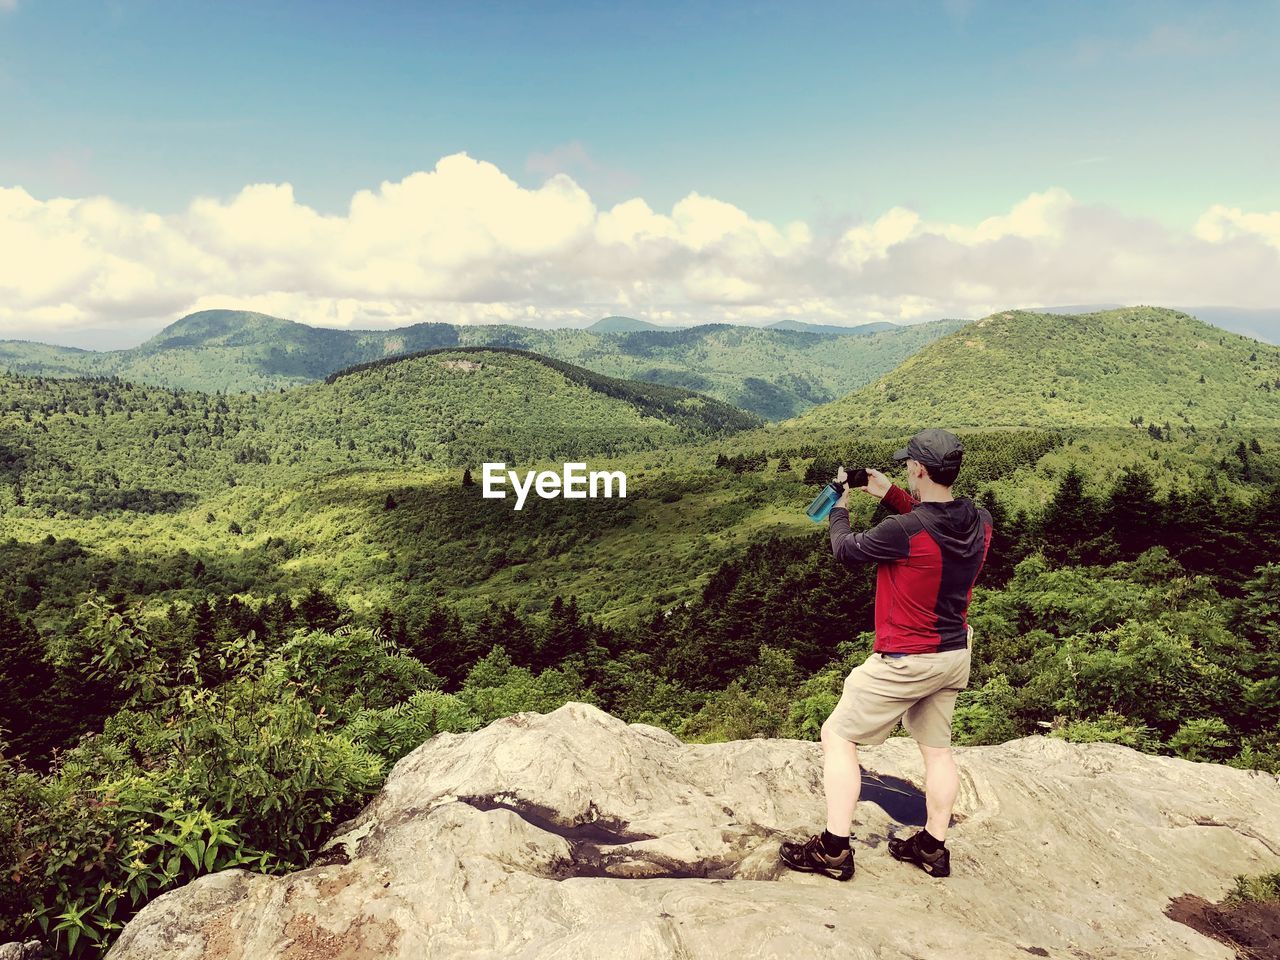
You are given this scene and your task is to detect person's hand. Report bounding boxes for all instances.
[864,467,892,500]
[834,466,851,509]
[849,468,890,504]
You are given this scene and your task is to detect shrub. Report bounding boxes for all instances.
[1168,717,1233,763]
[1048,710,1160,751]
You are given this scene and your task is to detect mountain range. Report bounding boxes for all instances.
[586,316,899,336]
[6,303,1278,630]
[0,310,965,420]
[7,304,1278,528]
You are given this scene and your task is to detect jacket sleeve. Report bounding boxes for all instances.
[828,506,911,565]
[881,483,920,514]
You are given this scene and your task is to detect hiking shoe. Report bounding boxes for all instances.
[888,830,950,877]
[779,834,854,881]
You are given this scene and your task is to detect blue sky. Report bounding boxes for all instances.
[3,0,1275,227]
[1,0,1278,345]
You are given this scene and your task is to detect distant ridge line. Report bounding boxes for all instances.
[324,344,764,431]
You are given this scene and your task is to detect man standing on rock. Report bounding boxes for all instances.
[781,428,992,881]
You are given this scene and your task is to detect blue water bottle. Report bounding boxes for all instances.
[805,475,846,523]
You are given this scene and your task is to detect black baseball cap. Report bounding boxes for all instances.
[892,428,965,471]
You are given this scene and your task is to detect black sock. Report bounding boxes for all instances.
[821,828,850,856]
[916,828,944,853]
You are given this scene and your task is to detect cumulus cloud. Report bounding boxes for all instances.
[837,207,921,267]
[1,150,1279,342]
[1193,205,1280,249]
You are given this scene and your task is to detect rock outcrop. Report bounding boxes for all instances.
[106,702,1280,960]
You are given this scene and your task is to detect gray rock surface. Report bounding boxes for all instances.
[105,701,1280,959]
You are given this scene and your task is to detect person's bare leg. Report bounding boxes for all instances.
[821,718,861,835]
[918,743,959,840]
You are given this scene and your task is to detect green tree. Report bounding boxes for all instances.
[1037,465,1111,565]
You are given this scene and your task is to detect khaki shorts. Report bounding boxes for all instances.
[825,637,972,748]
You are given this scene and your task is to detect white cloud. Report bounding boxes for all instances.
[594,191,809,261]
[2,150,1279,341]
[1193,204,1280,249]
[595,197,677,248]
[836,188,1071,270]
[837,207,921,267]
[937,187,1072,244]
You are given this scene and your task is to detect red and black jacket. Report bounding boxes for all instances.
[828,484,993,654]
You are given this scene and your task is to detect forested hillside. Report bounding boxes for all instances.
[789,306,1280,432]
[0,348,758,520]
